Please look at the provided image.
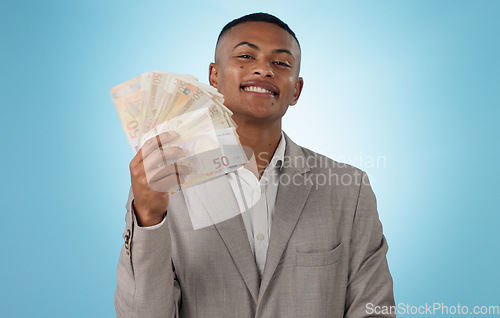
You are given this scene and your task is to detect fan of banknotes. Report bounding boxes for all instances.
[111,71,248,191]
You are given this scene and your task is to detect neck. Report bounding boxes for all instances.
[234,115,282,178]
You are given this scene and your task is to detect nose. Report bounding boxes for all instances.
[253,60,274,78]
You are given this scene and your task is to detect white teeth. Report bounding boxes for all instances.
[243,86,273,94]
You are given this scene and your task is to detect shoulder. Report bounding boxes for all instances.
[299,145,363,175]
[284,134,366,178]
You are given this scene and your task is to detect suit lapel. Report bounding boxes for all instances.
[184,134,312,306]
[189,175,260,304]
[257,134,312,304]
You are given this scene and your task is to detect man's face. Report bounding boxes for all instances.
[209,22,303,124]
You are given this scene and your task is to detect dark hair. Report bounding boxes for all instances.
[217,12,299,48]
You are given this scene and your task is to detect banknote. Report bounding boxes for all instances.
[110,75,143,152]
[140,71,172,142]
[111,71,248,191]
[144,127,247,193]
[164,128,248,193]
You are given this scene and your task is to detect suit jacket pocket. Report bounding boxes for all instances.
[296,243,343,267]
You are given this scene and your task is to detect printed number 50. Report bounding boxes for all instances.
[213,156,229,169]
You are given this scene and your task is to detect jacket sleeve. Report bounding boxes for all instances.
[114,189,181,318]
[344,172,396,318]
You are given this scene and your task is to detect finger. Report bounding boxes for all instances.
[131,131,185,172]
[146,162,177,181]
[130,148,144,171]
[141,132,180,158]
[147,164,192,183]
[141,145,187,168]
[147,164,192,193]
[148,173,186,193]
[143,148,188,172]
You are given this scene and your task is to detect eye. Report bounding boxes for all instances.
[237,54,253,59]
[273,61,291,67]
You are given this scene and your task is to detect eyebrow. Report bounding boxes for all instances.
[232,41,295,60]
[233,41,259,50]
[273,48,294,59]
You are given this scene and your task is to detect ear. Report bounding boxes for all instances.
[209,63,218,88]
[290,77,304,106]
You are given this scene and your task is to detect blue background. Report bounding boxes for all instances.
[1,0,499,317]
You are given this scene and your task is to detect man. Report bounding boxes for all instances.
[115,13,395,318]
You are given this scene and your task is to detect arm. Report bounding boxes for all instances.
[345,172,396,318]
[115,132,189,317]
[114,190,181,318]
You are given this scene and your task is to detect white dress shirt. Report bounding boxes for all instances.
[226,132,286,277]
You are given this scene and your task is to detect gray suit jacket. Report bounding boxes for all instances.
[115,134,395,318]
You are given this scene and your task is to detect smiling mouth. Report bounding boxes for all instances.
[241,85,278,96]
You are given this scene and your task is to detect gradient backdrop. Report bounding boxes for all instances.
[2,0,499,317]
